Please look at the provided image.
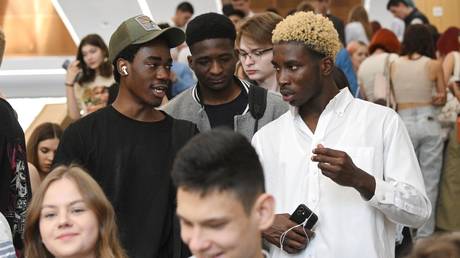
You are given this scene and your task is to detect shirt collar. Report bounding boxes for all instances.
[289,88,354,118]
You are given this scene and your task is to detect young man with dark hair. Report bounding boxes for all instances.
[172,129,274,258]
[163,13,288,140]
[387,0,429,26]
[252,12,430,258]
[54,15,196,258]
[170,1,194,30]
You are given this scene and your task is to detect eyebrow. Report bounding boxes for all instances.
[177,213,229,224]
[145,56,173,63]
[41,200,86,209]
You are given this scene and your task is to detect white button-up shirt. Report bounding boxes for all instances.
[252,89,430,258]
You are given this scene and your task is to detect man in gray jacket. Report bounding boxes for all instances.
[163,13,288,139]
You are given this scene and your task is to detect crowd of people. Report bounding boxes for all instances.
[1,0,460,257]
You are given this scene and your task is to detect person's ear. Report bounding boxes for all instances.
[117,59,129,76]
[253,193,275,231]
[320,56,334,76]
[187,55,194,70]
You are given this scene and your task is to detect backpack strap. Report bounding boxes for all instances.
[248,85,267,134]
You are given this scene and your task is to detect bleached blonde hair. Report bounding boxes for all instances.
[272,11,341,60]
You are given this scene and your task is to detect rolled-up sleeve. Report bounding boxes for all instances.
[368,112,431,228]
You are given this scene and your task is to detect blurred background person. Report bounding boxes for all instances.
[157,23,196,99]
[64,34,114,120]
[222,4,246,29]
[391,24,446,239]
[370,20,382,35]
[346,41,368,73]
[345,5,372,44]
[236,12,283,91]
[297,1,315,13]
[169,1,194,30]
[231,0,254,17]
[24,165,127,258]
[26,123,63,193]
[406,232,460,258]
[436,26,460,233]
[387,0,429,27]
[358,28,400,101]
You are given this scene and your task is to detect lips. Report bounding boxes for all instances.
[150,84,168,99]
[245,70,257,75]
[57,232,78,241]
[280,88,295,102]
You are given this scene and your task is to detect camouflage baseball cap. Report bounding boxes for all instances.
[109,15,185,63]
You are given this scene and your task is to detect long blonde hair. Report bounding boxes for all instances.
[24,164,127,258]
[348,5,373,42]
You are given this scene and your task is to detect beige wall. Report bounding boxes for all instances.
[415,0,460,32]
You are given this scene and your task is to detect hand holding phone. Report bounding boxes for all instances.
[289,204,318,230]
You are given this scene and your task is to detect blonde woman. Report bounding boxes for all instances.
[24,165,127,258]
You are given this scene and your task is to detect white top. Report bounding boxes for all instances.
[357,53,399,101]
[252,89,430,258]
[345,22,369,45]
[0,213,16,258]
[390,18,405,42]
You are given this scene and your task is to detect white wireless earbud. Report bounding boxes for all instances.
[121,66,128,75]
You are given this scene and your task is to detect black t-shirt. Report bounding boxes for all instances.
[204,89,248,129]
[0,98,30,249]
[54,106,197,258]
[404,8,429,26]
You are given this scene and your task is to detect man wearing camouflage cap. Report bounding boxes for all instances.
[54,15,197,258]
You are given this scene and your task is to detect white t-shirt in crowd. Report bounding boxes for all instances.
[357,52,399,102]
[252,89,430,258]
[0,213,16,258]
[345,21,369,45]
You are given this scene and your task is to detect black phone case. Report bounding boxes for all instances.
[289,204,318,230]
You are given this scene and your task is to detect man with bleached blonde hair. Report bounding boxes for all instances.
[252,11,430,258]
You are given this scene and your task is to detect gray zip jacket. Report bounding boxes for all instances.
[162,78,289,140]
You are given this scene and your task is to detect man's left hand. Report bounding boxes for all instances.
[311,144,376,200]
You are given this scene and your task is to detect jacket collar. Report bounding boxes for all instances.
[192,76,251,116]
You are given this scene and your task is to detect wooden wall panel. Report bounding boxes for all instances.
[415,0,460,32]
[0,0,76,57]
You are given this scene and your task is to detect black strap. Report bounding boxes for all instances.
[248,85,267,134]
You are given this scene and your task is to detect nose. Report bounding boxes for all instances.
[242,56,255,66]
[209,60,223,76]
[47,151,55,162]
[156,66,170,80]
[57,211,72,228]
[277,68,289,87]
[186,228,211,253]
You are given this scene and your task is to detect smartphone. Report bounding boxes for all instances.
[289,204,318,230]
[62,59,71,70]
